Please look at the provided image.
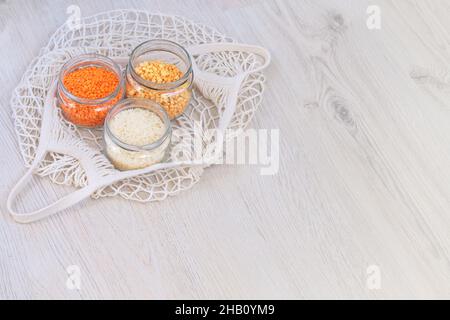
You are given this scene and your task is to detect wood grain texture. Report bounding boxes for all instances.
[1,0,450,299]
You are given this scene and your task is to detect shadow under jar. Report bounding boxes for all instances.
[104,98,172,171]
[57,54,125,128]
[126,40,194,119]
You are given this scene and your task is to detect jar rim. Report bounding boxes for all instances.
[58,53,124,105]
[128,39,193,90]
[105,98,172,152]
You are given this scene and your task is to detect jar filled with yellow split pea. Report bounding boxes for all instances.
[126,40,193,119]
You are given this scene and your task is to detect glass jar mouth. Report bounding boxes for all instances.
[129,39,193,90]
[58,53,124,105]
[105,98,172,152]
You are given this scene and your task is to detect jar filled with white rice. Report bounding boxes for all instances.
[104,98,171,170]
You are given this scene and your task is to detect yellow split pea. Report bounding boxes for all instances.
[127,60,191,119]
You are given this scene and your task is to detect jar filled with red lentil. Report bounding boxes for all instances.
[57,54,125,128]
[126,40,193,119]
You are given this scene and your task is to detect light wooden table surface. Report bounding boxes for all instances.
[1,0,450,299]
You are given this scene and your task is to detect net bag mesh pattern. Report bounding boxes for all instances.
[11,10,267,203]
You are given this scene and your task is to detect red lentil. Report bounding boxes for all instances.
[59,66,123,127]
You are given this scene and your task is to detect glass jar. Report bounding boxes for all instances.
[126,40,193,119]
[104,98,172,171]
[57,54,125,128]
